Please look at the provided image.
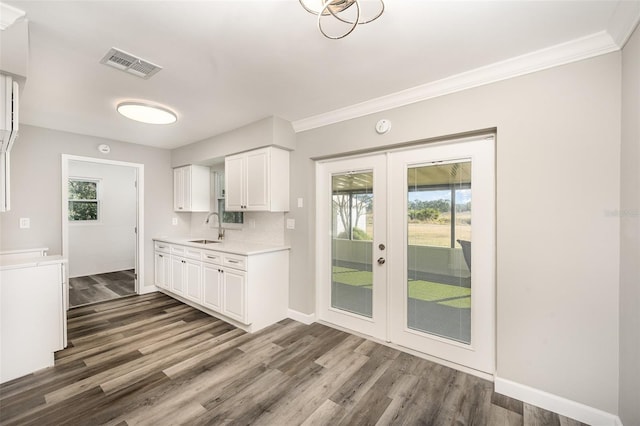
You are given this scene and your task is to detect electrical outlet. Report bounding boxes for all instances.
[297,198,303,208]
[286,218,295,230]
[19,218,30,229]
[172,217,178,225]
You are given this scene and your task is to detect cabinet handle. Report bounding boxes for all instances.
[158,245,167,249]
[227,260,240,264]
[159,254,163,258]
[178,207,183,210]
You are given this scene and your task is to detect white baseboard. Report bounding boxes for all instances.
[138,284,158,295]
[494,376,622,426]
[288,309,316,325]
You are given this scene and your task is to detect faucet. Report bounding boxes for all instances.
[204,212,225,240]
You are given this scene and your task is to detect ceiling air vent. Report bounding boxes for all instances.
[99,47,162,79]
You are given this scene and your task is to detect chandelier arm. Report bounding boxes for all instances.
[330,0,384,25]
[318,0,359,39]
[299,0,321,16]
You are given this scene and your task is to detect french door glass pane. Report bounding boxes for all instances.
[331,171,373,318]
[407,160,472,344]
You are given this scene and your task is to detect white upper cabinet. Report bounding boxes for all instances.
[224,147,289,212]
[173,165,210,212]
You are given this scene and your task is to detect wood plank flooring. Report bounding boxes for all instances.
[69,270,136,308]
[0,293,589,425]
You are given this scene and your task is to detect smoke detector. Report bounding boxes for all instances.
[100,47,162,79]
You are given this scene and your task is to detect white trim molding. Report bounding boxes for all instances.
[293,31,619,132]
[0,3,25,31]
[494,376,622,426]
[288,309,316,325]
[293,0,640,134]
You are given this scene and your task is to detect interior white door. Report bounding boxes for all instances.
[317,137,495,375]
[316,154,387,341]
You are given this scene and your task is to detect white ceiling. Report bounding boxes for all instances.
[3,0,640,149]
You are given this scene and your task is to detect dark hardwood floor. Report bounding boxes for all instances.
[0,293,588,425]
[69,270,136,308]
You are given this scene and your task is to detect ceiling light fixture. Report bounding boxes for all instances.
[116,102,177,124]
[299,0,384,39]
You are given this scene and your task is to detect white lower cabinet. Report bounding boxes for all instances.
[202,263,222,311]
[154,239,289,333]
[202,254,247,323]
[221,267,246,323]
[171,256,201,301]
[184,259,202,302]
[171,256,186,295]
[154,252,170,290]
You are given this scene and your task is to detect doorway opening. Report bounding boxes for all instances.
[62,155,144,308]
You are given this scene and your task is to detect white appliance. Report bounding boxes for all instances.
[0,73,19,212]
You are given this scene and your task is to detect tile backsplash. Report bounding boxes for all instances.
[189,211,285,245]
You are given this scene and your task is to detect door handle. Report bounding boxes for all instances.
[377,257,385,265]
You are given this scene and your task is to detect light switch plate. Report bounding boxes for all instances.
[19,218,30,229]
[286,218,295,229]
[297,198,303,208]
[172,217,178,225]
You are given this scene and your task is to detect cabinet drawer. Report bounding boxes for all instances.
[170,245,185,256]
[155,242,171,253]
[184,247,202,260]
[201,251,223,266]
[223,254,247,271]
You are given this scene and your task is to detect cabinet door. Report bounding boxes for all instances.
[222,268,247,323]
[185,259,201,302]
[171,257,185,295]
[154,252,168,289]
[161,254,170,289]
[245,149,269,210]
[183,166,192,211]
[173,168,184,211]
[202,264,222,311]
[225,155,245,211]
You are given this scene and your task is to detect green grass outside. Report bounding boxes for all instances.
[332,267,471,309]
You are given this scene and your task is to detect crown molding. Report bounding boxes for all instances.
[0,3,26,31]
[292,30,619,133]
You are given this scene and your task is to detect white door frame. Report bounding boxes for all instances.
[61,155,144,308]
[315,135,495,376]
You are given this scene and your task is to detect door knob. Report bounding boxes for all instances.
[377,257,385,265]
[378,243,386,250]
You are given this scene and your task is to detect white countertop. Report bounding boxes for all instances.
[0,255,67,271]
[153,237,290,256]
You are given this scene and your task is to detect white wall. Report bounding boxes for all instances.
[67,160,136,278]
[0,125,189,289]
[287,53,621,416]
[171,116,296,168]
[619,24,640,426]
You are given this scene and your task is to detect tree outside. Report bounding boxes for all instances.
[68,179,99,221]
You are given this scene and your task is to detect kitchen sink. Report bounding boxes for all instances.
[189,239,221,244]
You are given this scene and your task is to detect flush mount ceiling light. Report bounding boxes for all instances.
[299,0,384,39]
[116,102,177,124]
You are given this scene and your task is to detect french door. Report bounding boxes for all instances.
[316,136,495,374]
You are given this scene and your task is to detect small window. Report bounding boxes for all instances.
[213,171,243,227]
[68,178,100,222]
[218,199,243,225]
